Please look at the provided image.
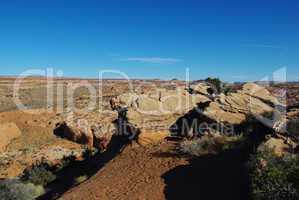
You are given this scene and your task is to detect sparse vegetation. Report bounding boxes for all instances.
[56,153,77,171]
[178,135,245,156]
[21,161,56,186]
[0,179,45,200]
[248,147,299,200]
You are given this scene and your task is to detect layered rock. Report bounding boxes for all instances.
[110,88,211,145]
[242,82,279,105]
[202,83,282,129]
[111,82,286,143]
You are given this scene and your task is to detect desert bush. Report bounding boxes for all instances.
[56,153,77,171]
[0,179,45,200]
[222,83,238,95]
[179,136,219,156]
[205,77,222,93]
[21,161,56,186]
[248,148,299,200]
[178,135,245,156]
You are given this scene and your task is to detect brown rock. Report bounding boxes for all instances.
[0,123,22,152]
[54,122,94,148]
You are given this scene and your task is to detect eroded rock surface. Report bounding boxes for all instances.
[111,82,286,144]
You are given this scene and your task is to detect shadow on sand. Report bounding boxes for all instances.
[162,109,270,200]
[161,146,251,200]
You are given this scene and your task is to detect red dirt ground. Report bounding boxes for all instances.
[60,141,188,200]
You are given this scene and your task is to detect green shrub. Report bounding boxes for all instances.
[21,162,56,186]
[248,148,299,200]
[0,179,45,200]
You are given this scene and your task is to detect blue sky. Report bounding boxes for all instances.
[0,0,298,82]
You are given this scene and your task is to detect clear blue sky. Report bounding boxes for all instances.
[0,0,298,82]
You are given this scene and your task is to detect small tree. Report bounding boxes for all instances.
[205,77,222,94]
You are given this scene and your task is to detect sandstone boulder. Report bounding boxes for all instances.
[242,83,279,105]
[202,84,279,129]
[203,102,247,125]
[189,82,214,96]
[54,122,94,148]
[0,123,22,152]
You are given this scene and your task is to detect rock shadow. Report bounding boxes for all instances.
[38,121,133,200]
[162,148,251,200]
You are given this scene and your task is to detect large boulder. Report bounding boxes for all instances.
[203,101,247,125]
[242,83,279,105]
[54,122,94,148]
[112,88,210,143]
[189,82,215,96]
[54,120,116,150]
[0,123,22,152]
[112,88,210,131]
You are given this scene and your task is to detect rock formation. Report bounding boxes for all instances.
[111,82,287,145]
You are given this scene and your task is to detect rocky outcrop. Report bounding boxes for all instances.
[110,88,211,144]
[0,123,22,152]
[112,88,210,115]
[202,83,282,130]
[111,82,286,142]
[189,82,215,96]
[54,121,116,150]
[242,83,279,105]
